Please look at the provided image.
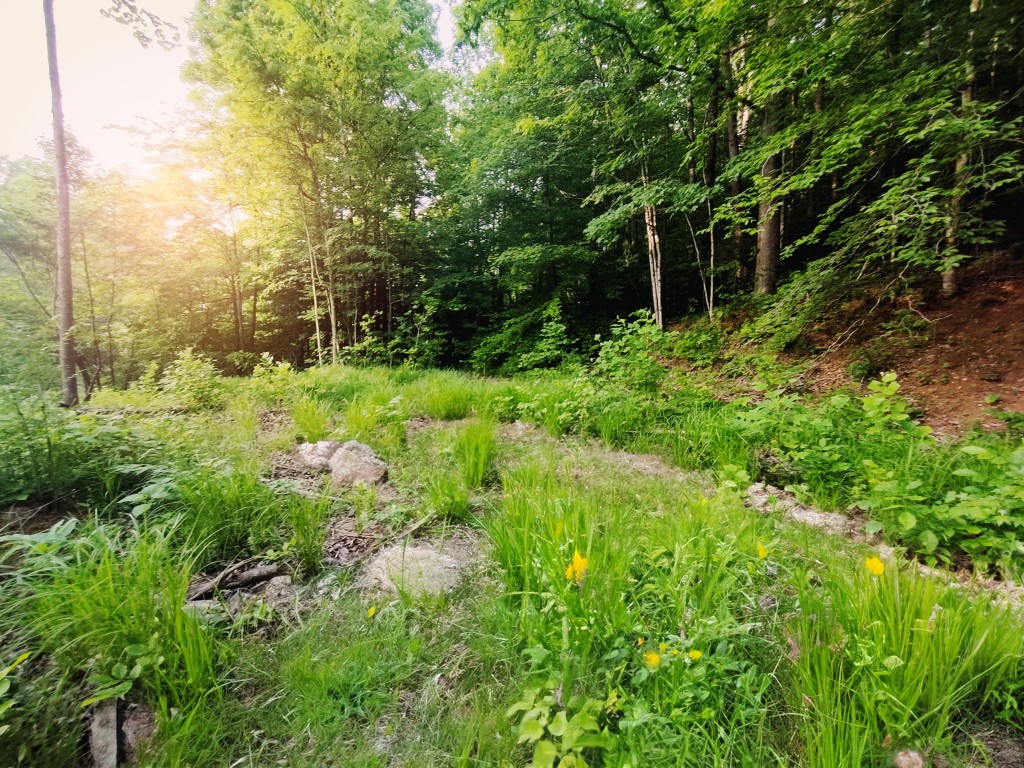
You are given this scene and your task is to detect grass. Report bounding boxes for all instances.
[1,361,1022,766]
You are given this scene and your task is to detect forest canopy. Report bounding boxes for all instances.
[2,0,1022,391]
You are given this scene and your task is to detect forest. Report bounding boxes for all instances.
[1,0,1024,766]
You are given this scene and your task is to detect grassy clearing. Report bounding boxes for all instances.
[1,359,1022,766]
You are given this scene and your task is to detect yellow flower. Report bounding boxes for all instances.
[757,543,768,559]
[367,606,376,618]
[565,549,589,583]
[866,556,885,577]
[658,643,668,653]
[643,651,661,669]
[688,650,703,661]
[670,649,679,656]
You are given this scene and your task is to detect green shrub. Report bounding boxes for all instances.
[161,349,223,411]
[670,322,726,368]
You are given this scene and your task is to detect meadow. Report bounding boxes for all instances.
[1,335,1022,766]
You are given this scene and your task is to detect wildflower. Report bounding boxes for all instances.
[636,637,645,646]
[757,543,768,559]
[367,606,376,618]
[688,649,703,661]
[658,643,668,653]
[670,649,679,656]
[865,556,885,577]
[643,651,661,669]
[565,549,589,584]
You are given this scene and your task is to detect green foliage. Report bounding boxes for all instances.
[452,419,497,489]
[792,558,1024,765]
[1,522,220,712]
[591,313,666,394]
[0,389,157,506]
[160,349,223,411]
[290,494,333,576]
[291,397,333,442]
[425,471,471,522]
[670,323,726,368]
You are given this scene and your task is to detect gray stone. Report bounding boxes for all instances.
[362,536,480,597]
[296,440,342,470]
[122,702,156,766]
[89,700,119,768]
[328,440,388,487]
[262,574,300,614]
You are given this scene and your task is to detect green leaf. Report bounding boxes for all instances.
[898,512,917,530]
[81,680,132,708]
[532,739,558,768]
[919,529,939,553]
[518,719,545,743]
[548,710,568,737]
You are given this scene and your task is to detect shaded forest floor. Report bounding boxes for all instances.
[799,252,1024,437]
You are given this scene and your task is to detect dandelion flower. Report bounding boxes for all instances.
[670,649,679,656]
[658,643,668,653]
[565,549,589,584]
[688,649,703,661]
[643,651,661,669]
[367,606,376,618]
[757,543,768,559]
[865,556,885,577]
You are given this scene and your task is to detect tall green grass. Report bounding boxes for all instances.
[3,523,220,713]
[452,419,497,488]
[791,559,1024,765]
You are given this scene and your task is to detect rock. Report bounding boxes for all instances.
[362,536,479,597]
[745,482,855,537]
[122,702,156,766]
[89,700,119,768]
[329,440,388,487]
[296,440,342,470]
[893,750,925,768]
[262,574,300,614]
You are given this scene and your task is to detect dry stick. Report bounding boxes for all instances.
[187,557,257,600]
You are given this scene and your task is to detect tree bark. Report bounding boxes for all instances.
[942,0,981,298]
[44,0,78,405]
[754,96,780,295]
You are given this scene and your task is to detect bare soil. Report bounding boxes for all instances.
[808,253,1024,437]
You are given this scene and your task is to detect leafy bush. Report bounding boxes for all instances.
[0,389,157,506]
[160,349,223,411]
[591,312,666,394]
[670,322,726,368]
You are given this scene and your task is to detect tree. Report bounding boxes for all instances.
[43,0,77,406]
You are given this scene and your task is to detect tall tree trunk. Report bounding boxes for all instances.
[942,0,981,298]
[754,96,780,295]
[79,232,102,390]
[44,0,78,406]
[640,163,664,329]
[723,50,748,284]
[297,187,324,365]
